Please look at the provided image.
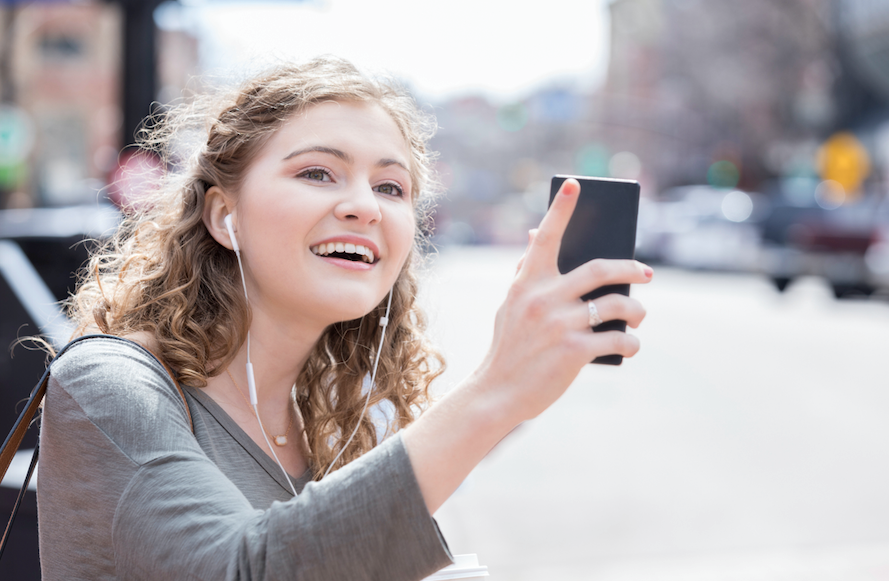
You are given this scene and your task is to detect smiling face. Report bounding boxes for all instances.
[228,100,416,331]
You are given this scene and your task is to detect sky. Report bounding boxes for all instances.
[157,0,612,103]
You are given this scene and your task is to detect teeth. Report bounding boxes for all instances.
[311,242,376,263]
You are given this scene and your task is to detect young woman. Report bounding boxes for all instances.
[37,56,651,580]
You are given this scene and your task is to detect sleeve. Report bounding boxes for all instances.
[47,337,453,581]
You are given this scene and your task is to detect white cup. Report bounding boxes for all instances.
[423,554,489,580]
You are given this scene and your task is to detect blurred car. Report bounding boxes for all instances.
[635,185,769,271]
[863,196,889,290]
[759,180,888,298]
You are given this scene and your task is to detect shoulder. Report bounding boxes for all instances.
[49,335,184,424]
[47,334,195,461]
[51,334,169,389]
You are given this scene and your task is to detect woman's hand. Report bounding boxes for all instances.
[403,178,652,513]
[475,178,652,422]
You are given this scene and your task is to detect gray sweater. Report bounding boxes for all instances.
[37,336,452,580]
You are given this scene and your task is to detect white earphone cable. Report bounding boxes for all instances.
[228,216,298,496]
[323,288,393,479]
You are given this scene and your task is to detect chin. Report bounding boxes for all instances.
[321,301,384,326]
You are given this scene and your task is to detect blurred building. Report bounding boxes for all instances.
[602,0,839,191]
[833,0,889,128]
[602,0,889,194]
[0,2,119,209]
[431,89,604,244]
[0,0,198,210]
[430,0,889,247]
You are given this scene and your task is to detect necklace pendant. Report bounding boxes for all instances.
[274,435,287,447]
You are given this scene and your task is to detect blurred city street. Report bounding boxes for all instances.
[422,246,889,580]
[1,1,889,579]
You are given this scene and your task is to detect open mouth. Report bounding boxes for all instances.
[311,242,376,264]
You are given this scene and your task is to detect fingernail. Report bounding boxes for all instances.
[562,179,579,196]
[643,266,653,278]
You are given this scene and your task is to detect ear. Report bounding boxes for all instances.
[203,185,237,250]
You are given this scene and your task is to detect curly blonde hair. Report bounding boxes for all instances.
[69,56,444,479]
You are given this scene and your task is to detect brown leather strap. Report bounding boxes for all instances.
[0,335,195,560]
[0,372,48,480]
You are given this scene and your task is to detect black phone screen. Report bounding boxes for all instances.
[548,175,640,365]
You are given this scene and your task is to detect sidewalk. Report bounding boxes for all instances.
[554,542,889,581]
[425,248,889,581]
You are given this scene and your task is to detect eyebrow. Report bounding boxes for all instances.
[282,146,409,172]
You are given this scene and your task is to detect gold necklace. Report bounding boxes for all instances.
[225,368,294,447]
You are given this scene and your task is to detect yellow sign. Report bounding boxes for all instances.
[817,132,871,201]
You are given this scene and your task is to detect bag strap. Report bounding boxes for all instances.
[0,375,45,488]
[0,334,194,559]
[0,335,85,479]
[1,334,193,477]
[0,441,39,561]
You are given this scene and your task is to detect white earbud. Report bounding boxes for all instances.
[224,214,240,253]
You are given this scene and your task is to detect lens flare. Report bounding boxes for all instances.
[707,160,740,189]
[814,179,845,210]
[609,151,642,180]
[575,143,610,177]
[721,190,753,222]
[496,103,528,132]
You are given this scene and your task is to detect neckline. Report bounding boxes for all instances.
[183,384,312,495]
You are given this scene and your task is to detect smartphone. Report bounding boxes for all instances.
[548,175,640,365]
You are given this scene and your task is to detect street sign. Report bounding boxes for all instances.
[816,132,871,200]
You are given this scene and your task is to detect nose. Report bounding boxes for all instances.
[334,181,382,225]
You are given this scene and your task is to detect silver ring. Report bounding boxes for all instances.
[588,300,603,328]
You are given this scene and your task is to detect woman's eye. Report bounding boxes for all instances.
[300,168,331,182]
[375,182,404,197]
